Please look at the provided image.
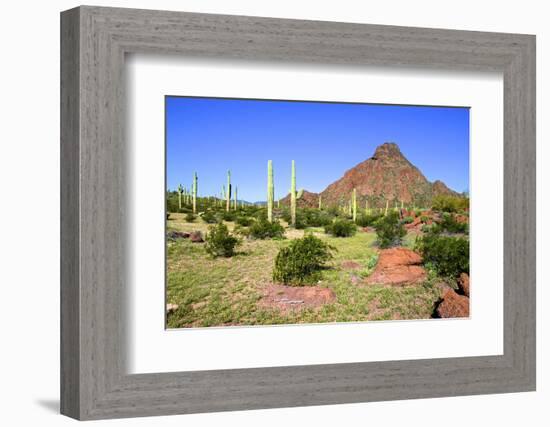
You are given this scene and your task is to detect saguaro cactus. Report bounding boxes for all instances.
[365,199,369,215]
[384,199,389,216]
[352,188,357,222]
[177,184,183,210]
[234,186,238,210]
[226,171,231,212]
[192,172,198,214]
[267,160,274,222]
[290,160,296,227]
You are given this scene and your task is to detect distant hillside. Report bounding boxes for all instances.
[281,142,461,209]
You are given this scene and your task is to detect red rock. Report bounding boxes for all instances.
[189,231,204,243]
[458,273,470,297]
[366,247,427,285]
[436,288,469,318]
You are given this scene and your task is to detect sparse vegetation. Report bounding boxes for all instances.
[185,212,196,222]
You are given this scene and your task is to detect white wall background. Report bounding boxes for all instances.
[0,1,546,425]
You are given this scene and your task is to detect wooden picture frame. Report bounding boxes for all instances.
[60,5,536,420]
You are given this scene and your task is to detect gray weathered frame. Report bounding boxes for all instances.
[60,5,536,421]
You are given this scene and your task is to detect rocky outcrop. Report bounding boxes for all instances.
[457,273,470,297]
[366,247,427,286]
[319,142,460,208]
[435,288,470,318]
[280,189,319,208]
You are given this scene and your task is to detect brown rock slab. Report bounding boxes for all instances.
[259,284,336,313]
[435,288,470,318]
[458,273,470,297]
[366,247,427,285]
[167,231,190,239]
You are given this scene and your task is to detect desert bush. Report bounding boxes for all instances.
[249,218,285,239]
[432,195,469,213]
[185,213,196,222]
[355,213,382,227]
[221,211,237,221]
[415,233,469,278]
[434,213,469,234]
[301,209,333,227]
[204,223,241,258]
[235,215,253,226]
[201,211,218,224]
[420,215,429,223]
[374,212,406,248]
[324,219,357,237]
[272,234,334,285]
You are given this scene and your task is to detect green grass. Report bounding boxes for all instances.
[166,213,443,328]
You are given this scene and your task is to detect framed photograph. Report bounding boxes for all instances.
[61,6,536,420]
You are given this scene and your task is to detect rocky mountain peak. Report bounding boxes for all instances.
[372,142,403,159]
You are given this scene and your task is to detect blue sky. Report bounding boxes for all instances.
[166,96,469,202]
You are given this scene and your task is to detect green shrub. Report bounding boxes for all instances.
[432,195,469,213]
[235,215,253,226]
[401,216,414,224]
[420,215,429,223]
[249,218,285,239]
[324,219,357,237]
[415,233,469,278]
[204,223,241,258]
[374,212,406,248]
[272,234,334,285]
[221,211,236,221]
[201,211,218,224]
[434,213,469,234]
[301,209,333,227]
[185,213,196,222]
[356,213,382,227]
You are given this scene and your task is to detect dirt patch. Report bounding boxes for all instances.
[366,247,427,286]
[341,260,362,270]
[258,283,336,313]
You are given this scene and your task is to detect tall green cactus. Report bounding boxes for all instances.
[267,160,274,222]
[365,199,369,215]
[352,188,357,222]
[192,172,198,214]
[290,160,296,227]
[226,171,231,212]
[234,186,238,210]
[384,199,389,216]
[177,184,183,210]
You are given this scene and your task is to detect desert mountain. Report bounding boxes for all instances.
[282,142,460,209]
